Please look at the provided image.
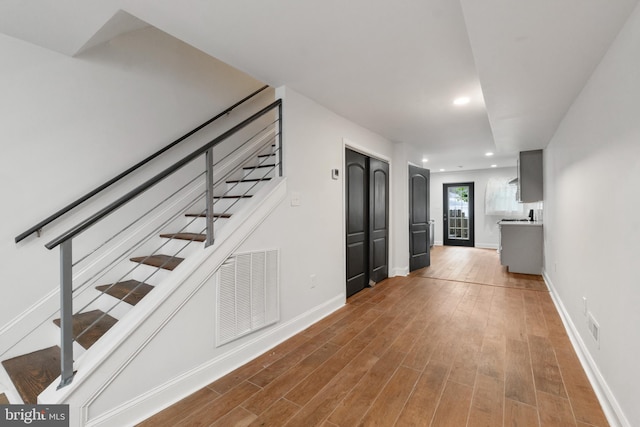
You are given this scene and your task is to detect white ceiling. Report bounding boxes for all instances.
[2,0,638,172]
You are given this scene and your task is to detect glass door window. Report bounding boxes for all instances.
[448,186,469,240]
[443,182,475,247]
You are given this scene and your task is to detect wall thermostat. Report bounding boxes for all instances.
[331,169,339,180]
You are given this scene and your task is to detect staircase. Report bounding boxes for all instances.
[1,98,282,406]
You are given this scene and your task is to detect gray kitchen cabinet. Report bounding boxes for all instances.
[499,221,543,275]
[517,149,543,202]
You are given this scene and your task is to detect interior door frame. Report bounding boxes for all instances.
[342,139,392,297]
[443,181,475,247]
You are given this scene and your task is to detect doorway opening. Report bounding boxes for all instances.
[443,182,474,247]
[345,148,389,297]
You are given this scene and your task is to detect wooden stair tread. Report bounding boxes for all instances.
[95,280,154,306]
[0,392,9,404]
[1,346,61,404]
[213,195,253,199]
[53,310,118,350]
[184,213,232,218]
[130,254,184,270]
[159,232,206,242]
[243,165,274,170]
[226,177,272,183]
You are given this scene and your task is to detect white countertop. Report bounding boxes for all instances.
[498,220,543,227]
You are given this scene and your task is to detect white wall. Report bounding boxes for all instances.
[430,167,519,248]
[0,27,264,329]
[237,86,401,322]
[543,3,640,426]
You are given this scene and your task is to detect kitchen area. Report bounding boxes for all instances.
[498,149,544,275]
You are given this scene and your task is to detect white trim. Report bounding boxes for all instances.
[475,243,498,250]
[0,287,58,359]
[84,293,345,427]
[341,138,394,291]
[342,138,392,164]
[542,270,629,427]
[391,267,409,277]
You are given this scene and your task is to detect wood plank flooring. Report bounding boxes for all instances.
[138,246,607,427]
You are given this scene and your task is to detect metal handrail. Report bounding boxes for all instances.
[51,98,282,389]
[14,85,269,244]
[45,99,282,250]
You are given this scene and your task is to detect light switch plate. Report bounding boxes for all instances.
[291,192,301,206]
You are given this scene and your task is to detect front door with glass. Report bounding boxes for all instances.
[443,182,475,247]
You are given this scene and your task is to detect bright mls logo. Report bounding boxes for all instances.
[1,405,69,426]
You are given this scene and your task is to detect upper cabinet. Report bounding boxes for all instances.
[517,149,543,203]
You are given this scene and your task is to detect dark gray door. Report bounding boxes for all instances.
[369,157,389,283]
[346,149,368,297]
[409,164,430,271]
[345,149,389,297]
[443,182,475,247]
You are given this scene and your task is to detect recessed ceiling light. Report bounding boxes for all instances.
[422,158,428,163]
[491,164,497,168]
[453,97,470,106]
[485,152,494,157]
[439,168,446,172]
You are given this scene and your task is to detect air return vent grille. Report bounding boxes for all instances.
[216,249,279,346]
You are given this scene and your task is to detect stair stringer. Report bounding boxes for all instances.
[39,177,290,426]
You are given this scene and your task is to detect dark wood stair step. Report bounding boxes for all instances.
[243,165,275,170]
[53,310,118,350]
[184,213,231,218]
[226,177,272,184]
[1,346,61,404]
[130,254,183,271]
[214,195,253,199]
[95,280,154,306]
[0,392,8,404]
[159,232,206,242]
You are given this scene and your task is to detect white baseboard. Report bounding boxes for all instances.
[475,243,498,250]
[542,270,629,427]
[86,294,345,427]
[391,267,409,277]
[429,242,497,250]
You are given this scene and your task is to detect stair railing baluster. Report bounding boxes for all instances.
[58,240,74,388]
[205,148,215,247]
[40,98,282,392]
[278,104,283,177]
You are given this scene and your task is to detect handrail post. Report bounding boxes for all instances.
[205,148,215,247]
[58,240,74,389]
[278,102,283,177]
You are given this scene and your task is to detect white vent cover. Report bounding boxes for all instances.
[216,249,279,346]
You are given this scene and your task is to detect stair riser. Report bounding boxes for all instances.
[222,181,266,196]
[0,323,70,364]
[242,167,276,181]
[130,265,173,287]
[244,155,276,168]
[212,197,251,215]
[91,295,132,320]
[156,238,203,258]
[181,217,230,235]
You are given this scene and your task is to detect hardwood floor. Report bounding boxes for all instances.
[138,246,607,427]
